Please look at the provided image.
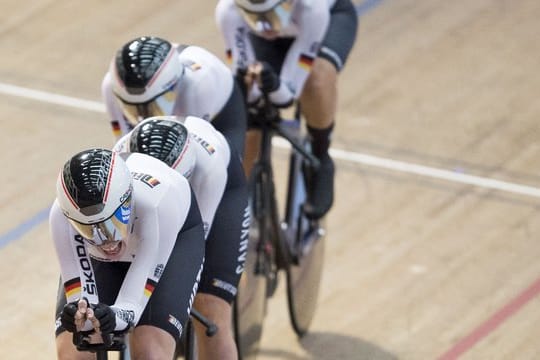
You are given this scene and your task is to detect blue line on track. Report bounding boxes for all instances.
[356,0,384,16]
[0,207,51,248]
[0,0,384,248]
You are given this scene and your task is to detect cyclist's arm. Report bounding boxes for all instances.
[278,2,330,101]
[185,116,231,238]
[215,0,258,73]
[50,201,100,331]
[111,176,194,331]
[174,46,235,121]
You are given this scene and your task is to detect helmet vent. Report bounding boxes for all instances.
[116,37,173,95]
[63,149,113,211]
[131,120,188,168]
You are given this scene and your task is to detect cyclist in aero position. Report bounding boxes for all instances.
[113,115,249,360]
[51,148,206,359]
[101,35,247,157]
[215,0,358,219]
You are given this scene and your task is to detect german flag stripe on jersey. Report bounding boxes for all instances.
[298,54,315,71]
[204,144,216,154]
[226,49,232,64]
[144,279,158,298]
[64,278,81,298]
[111,121,121,138]
[147,177,160,187]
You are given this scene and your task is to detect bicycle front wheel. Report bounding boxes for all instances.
[282,136,326,337]
[285,219,325,337]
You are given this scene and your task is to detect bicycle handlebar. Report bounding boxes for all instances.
[73,307,218,353]
[73,330,126,352]
[258,93,320,170]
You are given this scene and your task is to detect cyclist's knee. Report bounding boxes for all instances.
[194,293,233,322]
[130,325,176,359]
[304,58,338,96]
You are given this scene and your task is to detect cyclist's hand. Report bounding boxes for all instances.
[92,303,116,335]
[246,98,265,128]
[61,298,89,333]
[255,61,280,94]
[60,302,78,333]
[235,67,249,98]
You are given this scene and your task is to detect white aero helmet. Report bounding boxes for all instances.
[129,116,197,179]
[56,149,133,247]
[111,36,184,127]
[234,0,293,33]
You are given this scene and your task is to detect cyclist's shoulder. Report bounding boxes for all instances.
[216,0,237,13]
[185,116,231,163]
[125,153,189,191]
[177,45,221,66]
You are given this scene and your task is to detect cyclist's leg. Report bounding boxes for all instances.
[194,293,237,360]
[56,333,95,360]
[195,150,249,360]
[300,0,359,219]
[132,199,206,359]
[130,325,177,359]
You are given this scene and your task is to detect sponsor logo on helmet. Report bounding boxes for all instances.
[119,185,132,204]
[121,207,130,222]
[162,74,180,93]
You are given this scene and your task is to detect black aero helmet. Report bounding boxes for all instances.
[111,36,183,125]
[56,149,133,245]
[129,116,196,178]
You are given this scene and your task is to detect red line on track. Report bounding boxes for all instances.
[438,276,540,359]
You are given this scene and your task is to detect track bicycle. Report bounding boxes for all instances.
[74,308,217,360]
[233,96,327,359]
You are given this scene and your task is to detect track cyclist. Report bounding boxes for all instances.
[114,115,249,360]
[102,35,247,157]
[216,0,359,219]
[51,148,205,359]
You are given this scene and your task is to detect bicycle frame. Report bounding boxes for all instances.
[234,97,326,359]
[250,100,320,270]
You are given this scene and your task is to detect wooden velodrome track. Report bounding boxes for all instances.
[2,0,540,359]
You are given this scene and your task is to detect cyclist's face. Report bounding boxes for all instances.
[239,1,293,37]
[96,240,127,259]
[115,82,178,127]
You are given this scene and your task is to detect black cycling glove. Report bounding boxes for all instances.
[259,61,280,94]
[60,301,79,333]
[93,303,116,334]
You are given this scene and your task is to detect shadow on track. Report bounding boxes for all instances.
[258,331,397,360]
